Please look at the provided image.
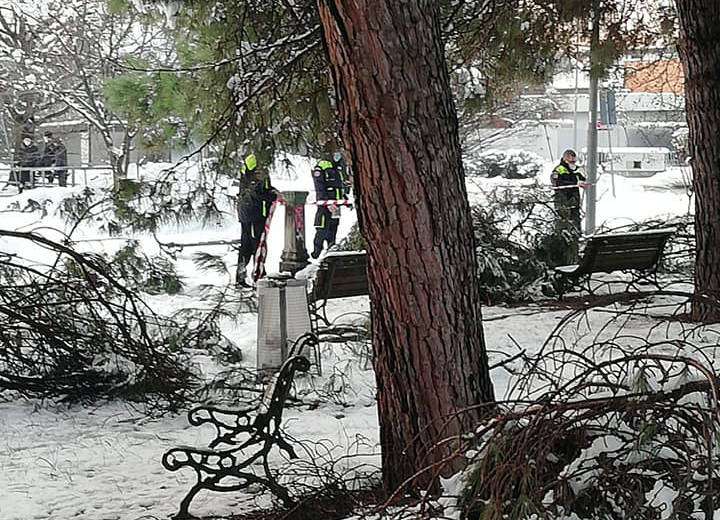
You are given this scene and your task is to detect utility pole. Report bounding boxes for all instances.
[572,24,581,150]
[584,4,601,236]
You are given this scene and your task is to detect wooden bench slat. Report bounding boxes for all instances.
[325,271,366,279]
[329,280,367,287]
[593,252,660,268]
[312,251,369,302]
[327,277,368,287]
[593,257,658,268]
[594,251,659,259]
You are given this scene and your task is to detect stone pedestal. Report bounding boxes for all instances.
[279,190,309,274]
[256,275,311,374]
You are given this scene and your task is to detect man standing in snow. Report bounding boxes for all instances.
[41,131,68,186]
[311,151,349,259]
[234,153,277,287]
[551,149,588,263]
[18,136,41,192]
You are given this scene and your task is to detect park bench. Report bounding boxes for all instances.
[554,227,675,297]
[162,354,311,519]
[309,251,369,328]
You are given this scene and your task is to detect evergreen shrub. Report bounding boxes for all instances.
[336,222,365,252]
[467,149,544,179]
[471,185,565,303]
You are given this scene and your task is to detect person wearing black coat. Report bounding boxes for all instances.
[234,154,277,286]
[550,149,588,264]
[41,131,68,186]
[18,137,40,192]
[551,149,587,232]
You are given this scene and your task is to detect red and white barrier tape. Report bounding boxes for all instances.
[308,198,354,207]
[250,199,280,285]
[248,194,352,285]
[275,192,353,207]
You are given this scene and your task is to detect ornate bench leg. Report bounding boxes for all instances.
[174,477,203,519]
[262,456,295,507]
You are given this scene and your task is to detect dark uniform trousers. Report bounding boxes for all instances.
[311,158,345,258]
[239,220,265,268]
[313,206,339,257]
[554,189,582,233]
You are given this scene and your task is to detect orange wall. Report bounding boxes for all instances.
[624,59,685,93]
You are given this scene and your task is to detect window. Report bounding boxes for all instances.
[633,160,642,169]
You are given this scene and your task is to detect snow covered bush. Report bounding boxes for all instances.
[466,149,544,179]
[58,186,96,224]
[455,293,720,520]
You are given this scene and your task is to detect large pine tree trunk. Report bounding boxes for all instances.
[676,0,720,322]
[316,0,495,492]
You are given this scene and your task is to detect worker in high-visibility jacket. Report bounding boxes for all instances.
[550,149,588,264]
[311,152,349,259]
[234,153,276,286]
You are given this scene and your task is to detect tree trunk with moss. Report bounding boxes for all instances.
[316,0,495,492]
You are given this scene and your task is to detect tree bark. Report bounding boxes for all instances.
[676,0,720,322]
[316,0,495,492]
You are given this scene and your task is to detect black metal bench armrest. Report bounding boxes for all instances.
[162,442,295,517]
[162,433,297,475]
[162,444,255,472]
[187,404,259,448]
[162,355,310,518]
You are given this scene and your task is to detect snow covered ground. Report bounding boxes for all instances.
[0,159,703,519]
